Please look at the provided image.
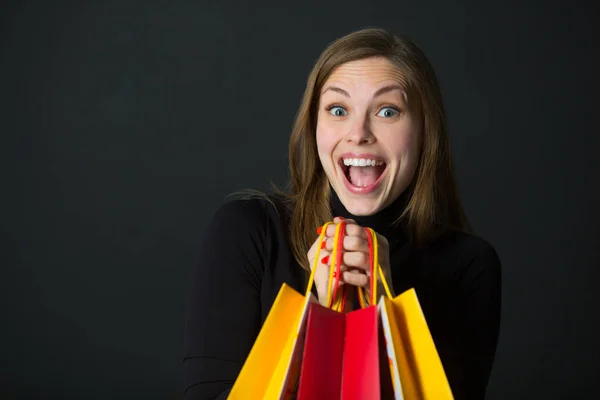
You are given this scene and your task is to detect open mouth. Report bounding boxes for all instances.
[339,157,387,190]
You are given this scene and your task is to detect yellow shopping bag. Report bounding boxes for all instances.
[355,227,454,400]
[379,290,454,400]
[228,223,334,399]
[227,284,307,399]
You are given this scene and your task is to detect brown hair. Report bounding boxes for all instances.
[279,27,470,269]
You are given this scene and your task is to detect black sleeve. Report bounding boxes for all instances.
[446,241,503,400]
[183,199,267,399]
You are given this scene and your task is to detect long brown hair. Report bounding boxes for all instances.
[279,27,470,269]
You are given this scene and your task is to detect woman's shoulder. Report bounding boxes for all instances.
[208,190,291,234]
[440,230,499,260]
[421,229,502,281]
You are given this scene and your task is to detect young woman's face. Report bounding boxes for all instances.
[316,57,421,216]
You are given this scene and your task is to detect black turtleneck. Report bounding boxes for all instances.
[329,185,410,245]
[184,193,502,400]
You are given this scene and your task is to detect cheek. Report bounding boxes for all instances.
[398,130,421,182]
[315,125,342,182]
[383,122,421,182]
[403,130,421,160]
[316,123,339,159]
[385,127,419,159]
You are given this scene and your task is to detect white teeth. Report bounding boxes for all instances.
[342,158,384,167]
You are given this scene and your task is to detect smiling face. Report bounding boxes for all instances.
[316,56,421,216]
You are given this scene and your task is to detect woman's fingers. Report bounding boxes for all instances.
[310,220,377,296]
[332,216,354,224]
[310,220,391,299]
[324,235,370,253]
[307,239,329,270]
[320,221,371,277]
[342,269,369,287]
[321,234,370,273]
[342,252,370,272]
[324,221,368,238]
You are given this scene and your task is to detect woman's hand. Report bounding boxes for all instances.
[306,217,394,308]
[306,223,342,307]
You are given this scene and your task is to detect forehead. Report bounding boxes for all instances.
[323,57,406,89]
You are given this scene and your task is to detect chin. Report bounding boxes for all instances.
[337,193,384,216]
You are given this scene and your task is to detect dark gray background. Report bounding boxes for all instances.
[2,0,598,398]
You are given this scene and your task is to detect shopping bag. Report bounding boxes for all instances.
[227,283,307,399]
[228,223,334,399]
[297,301,389,399]
[297,221,454,400]
[296,302,344,399]
[380,289,454,399]
[341,227,392,400]
[341,305,383,399]
[296,221,351,399]
[360,225,453,400]
[297,224,395,400]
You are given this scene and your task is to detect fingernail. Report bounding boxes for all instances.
[336,216,345,220]
[332,271,337,278]
[316,226,322,235]
[321,241,326,249]
[321,255,329,264]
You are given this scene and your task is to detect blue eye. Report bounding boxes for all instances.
[377,107,399,118]
[329,106,348,117]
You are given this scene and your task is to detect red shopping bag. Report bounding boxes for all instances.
[296,303,344,399]
[298,303,393,400]
[297,224,395,400]
[341,305,381,400]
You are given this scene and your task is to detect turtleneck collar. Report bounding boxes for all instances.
[329,186,410,246]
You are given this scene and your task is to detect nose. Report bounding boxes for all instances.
[345,114,375,145]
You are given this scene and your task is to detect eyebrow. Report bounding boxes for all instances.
[321,86,350,97]
[321,84,404,98]
[374,84,404,97]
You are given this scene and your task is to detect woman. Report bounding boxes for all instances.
[184,28,501,399]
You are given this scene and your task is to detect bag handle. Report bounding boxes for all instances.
[357,227,394,307]
[305,222,333,298]
[306,221,348,311]
[308,222,393,309]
